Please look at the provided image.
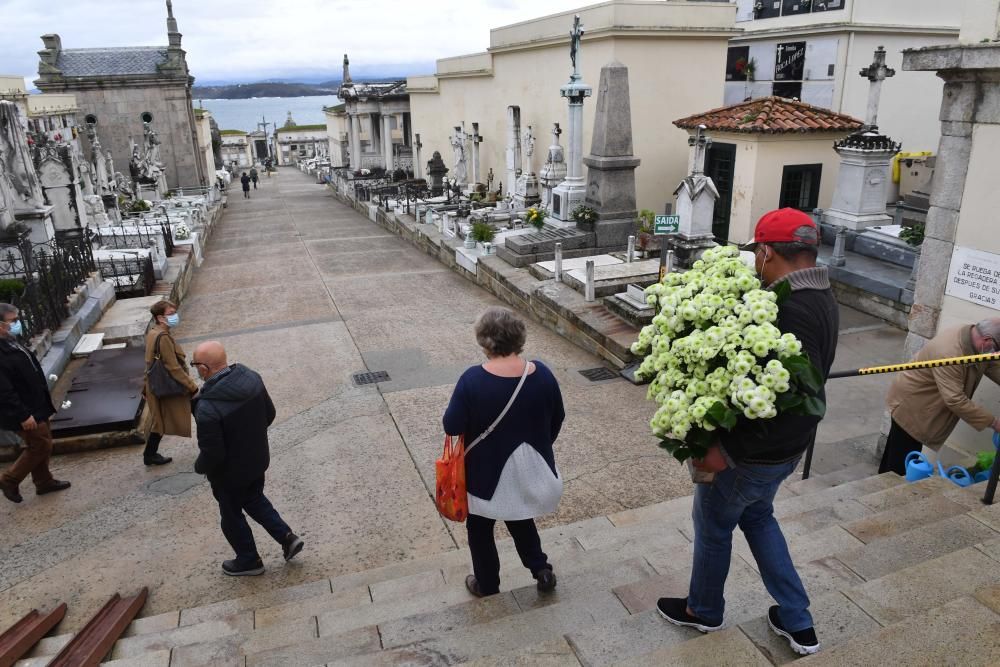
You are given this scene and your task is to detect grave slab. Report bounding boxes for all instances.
[563,258,661,298]
[530,254,622,281]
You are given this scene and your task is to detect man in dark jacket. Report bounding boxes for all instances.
[191,341,303,576]
[0,303,71,503]
[657,209,838,656]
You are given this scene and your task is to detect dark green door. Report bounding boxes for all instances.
[705,142,736,242]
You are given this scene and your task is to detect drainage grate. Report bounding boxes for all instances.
[352,370,391,386]
[579,367,619,382]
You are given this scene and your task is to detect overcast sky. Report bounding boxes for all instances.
[0,0,592,86]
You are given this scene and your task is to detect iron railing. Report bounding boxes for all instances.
[93,223,173,257]
[0,232,97,339]
[95,253,155,298]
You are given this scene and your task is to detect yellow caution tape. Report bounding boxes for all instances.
[830,352,1000,379]
[892,151,932,183]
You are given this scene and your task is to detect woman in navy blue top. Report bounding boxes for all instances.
[443,307,565,597]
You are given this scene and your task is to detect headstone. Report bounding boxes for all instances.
[539,123,567,212]
[413,133,423,179]
[581,61,640,247]
[550,16,593,224]
[450,125,468,187]
[34,136,88,231]
[505,106,522,195]
[470,123,483,186]
[667,125,719,268]
[427,151,448,196]
[513,125,541,208]
[824,47,901,231]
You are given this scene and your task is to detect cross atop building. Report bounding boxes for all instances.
[859,46,895,130]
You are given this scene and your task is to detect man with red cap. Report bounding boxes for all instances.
[656,208,839,656]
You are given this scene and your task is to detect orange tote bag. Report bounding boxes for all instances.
[436,435,468,522]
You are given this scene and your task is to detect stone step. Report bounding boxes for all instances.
[612,627,770,667]
[785,462,878,496]
[460,638,582,666]
[832,513,999,581]
[773,473,906,520]
[800,594,1000,665]
[737,590,881,665]
[841,543,1000,626]
[840,493,970,544]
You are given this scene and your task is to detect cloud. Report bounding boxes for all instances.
[0,0,589,83]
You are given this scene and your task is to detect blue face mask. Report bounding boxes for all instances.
[7,320,22,337]
[165,313,180,327]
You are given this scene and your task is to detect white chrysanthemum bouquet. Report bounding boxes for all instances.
[631,245,824,463]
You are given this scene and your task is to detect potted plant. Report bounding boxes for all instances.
[572,205,599,230]
[636,209,656,256]
[899,222,924,247]
[470,222,497,246]
[526,207,547,231]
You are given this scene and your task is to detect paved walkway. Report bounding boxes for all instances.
[0,169,905,630]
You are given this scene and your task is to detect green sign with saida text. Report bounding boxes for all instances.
[654,215,680,235]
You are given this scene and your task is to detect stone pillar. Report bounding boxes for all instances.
[382,115,394,170]
[413,133,423,179]
[581,61,639,247]
[901,38,997,346]
[470,123,482,186]
[349,114,362,171]
[505,106,521,196]
[550,18,592,224]
[369,115,381,166]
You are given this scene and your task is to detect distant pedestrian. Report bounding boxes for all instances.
[443,307,564,598]
[250,167,259,189]
[240,172,251,198]
[0,303,71,504]
[191,341,303,576]
[880,319,1000,475]
[142,300,198,466]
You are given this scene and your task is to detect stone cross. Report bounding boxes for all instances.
[859,46,895,130]
[688,124,712,176]
[471,122,483,184]
[569,14,584,80]
[413,133,423,179]
[450,125,468,185]
[342,54,352,84]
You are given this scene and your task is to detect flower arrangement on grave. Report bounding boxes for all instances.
[470,222,497,244]
[631,245,826,464]
[174,222,191,241]
[636,209,656,250]
[571,205,598,226]
[898,222,924,247]
[526,207,547,230]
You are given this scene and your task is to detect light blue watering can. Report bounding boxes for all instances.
[937,460,974,488]
[905,451,934,482]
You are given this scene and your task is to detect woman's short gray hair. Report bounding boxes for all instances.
[474,307,526,358]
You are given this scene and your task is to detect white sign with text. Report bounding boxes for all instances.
[946,246,1000,310]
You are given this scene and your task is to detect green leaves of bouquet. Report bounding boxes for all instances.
[630,245,825,463]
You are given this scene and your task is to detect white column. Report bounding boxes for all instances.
[566,100,583,182]
[349,114,362,170]
[383,115,394,170]
[369,114,380,162]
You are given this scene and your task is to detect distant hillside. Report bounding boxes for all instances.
[193,81,340,99]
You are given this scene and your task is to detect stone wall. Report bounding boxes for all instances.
[69,83,204,190]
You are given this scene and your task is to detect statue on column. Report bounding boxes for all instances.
[449,125,468,185]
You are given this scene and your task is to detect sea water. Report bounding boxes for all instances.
[196,95,341,132]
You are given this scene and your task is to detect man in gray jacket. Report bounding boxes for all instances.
[191,341,303,576]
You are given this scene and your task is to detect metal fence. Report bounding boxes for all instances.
[0,231,97,339]
[95,253,155,298]
[93,223,174,257]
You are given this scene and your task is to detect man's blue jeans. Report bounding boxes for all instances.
[687,457,813,632]
[211,476,291,566]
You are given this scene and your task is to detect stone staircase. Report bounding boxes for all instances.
[15,467,1000,666]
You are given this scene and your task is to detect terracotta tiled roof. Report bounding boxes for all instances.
[673,97,863,134]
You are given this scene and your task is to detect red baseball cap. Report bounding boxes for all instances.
[740,208,819,251]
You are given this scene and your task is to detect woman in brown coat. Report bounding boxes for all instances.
[143,300,198,465]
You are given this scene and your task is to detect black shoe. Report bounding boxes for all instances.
[36,480,71,496]
[656,597,723,633]
[535,568,557,593]
[144,453,173,466]
[465,575,494,598]
[0,478,22,503]
[282,533,304,561]
[767,605,819,655]
[222,558,265,576]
